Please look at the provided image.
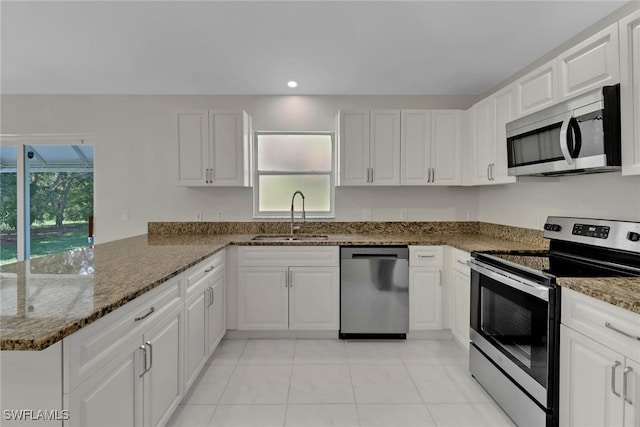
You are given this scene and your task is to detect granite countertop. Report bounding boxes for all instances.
[1,229,638,350]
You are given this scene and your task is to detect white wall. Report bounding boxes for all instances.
[1,94,479,243]
[479,173,640,228]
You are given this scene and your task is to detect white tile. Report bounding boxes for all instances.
[288,365,354,404]
[285,404,359,427]
[399,339,468,365]
[209,404,286,427]
[219,365,291,404]
[356,404,436,427]
[350,365,422,404]
[238,339,295,365]
[294,339,348,364]
[209,339,247,365]
[426,403,516,427]
[345,341,403,364]
[183,364,235,405]
[166,404,216,427]
[407,364,490,403]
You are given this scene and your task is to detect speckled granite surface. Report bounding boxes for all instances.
[2,221,638,351]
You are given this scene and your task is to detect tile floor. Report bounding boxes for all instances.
[166,338,515,427]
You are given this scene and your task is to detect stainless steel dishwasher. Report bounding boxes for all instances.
[339,246,409,339]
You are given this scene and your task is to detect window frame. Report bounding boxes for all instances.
[253,131,335,219]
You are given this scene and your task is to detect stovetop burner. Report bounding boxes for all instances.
[477,216,640,280]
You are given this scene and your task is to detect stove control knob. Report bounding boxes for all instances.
[551,224,562,232]
[628,232,640,242]
[544,223,553,231]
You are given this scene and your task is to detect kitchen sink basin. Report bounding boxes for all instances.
[250,234,329,242]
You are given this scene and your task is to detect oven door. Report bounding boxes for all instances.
[469,260,556,408]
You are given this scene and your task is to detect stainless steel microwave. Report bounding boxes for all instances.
[506,84,621,177]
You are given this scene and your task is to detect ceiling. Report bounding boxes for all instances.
[0,1,629,96]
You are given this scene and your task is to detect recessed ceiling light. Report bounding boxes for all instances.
[287,81,298,88]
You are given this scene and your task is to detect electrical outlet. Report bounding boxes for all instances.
[216,211,224,221]
[121,209,129,221]
[362,209,372,221]
[400,209,408,220]
[195,211,203,221]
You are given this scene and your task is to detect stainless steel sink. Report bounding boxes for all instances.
[250,234,329,242]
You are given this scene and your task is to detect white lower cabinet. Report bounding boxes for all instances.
[447,248,471,350]
[560,288,640,427]
[237,246,340,331]
[409,246,443,331]
[66,284,183,427]
[183,252,226,391]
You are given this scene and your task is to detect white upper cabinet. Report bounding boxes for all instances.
[620,10,640,176]
[493,86,517,184]
[558,23,620,101]
[401,110,462,185]
[338,109,401,186]
[515,59,558,117]
[177,110,251,187]
[467,87,516,186]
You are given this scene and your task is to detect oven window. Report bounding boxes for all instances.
[479,279,549,387]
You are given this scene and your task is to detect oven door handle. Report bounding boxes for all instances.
[468,260,549,301]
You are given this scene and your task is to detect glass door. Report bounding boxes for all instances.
[24,145,94,260]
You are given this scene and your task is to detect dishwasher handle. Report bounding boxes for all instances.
[351,254,398,259]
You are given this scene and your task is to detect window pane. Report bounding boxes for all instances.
[259,175,330,212]
[1,146,17,265]
[257,134,332,172]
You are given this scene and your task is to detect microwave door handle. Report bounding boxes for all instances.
[560,114,576,165]
[569,117,582,157]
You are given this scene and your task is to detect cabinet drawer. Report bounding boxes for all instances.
[451,248,471,275]
[561,287,640,362]
[238,246,339,267]
[63,275,183,393]
[185,250,225,298]
[409,246,443,267]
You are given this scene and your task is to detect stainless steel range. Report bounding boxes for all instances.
[468,216,640,427]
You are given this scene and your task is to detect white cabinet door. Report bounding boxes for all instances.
[621,10,640,176]
[409,267,442,330]
[558,23,620,100]
[400,110,431,185]
[560,325,624,427]
[177,110,250,187]
[237,267,288,330]
[494,86,517,184]
[452,269,470,350]
[184,290,207,391]
[431,110,461,185]
[472,98,495,184]
[515,60,558,117]
[288,267,340,330]
[339,110,370,185]
[207,272,226,356]
[209,110,249,186]
[369,110,401,185]
[177,112,209,186]
[142,304,183,427]
[624,357,639,427]
[67,343,141,427]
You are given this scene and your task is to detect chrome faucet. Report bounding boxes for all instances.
[290,190,305,236]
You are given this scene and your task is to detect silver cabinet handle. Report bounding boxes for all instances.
[140,343,153,377]
[370,168,374,183]
[210,286,214,306]
[146,341,153,372]
[135,307,155,322]
[204,266,214,273]
[426,168,430,182]
[417,254,435,258]
[205,287,213,307]
[205,168,210,184]
[487,164,491,181]
[457,259,468,265]
[612,361,622,397]
[431,168,435,183]
[623,366,633,404]
[605,322,640,341]
[289,270,293,288]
